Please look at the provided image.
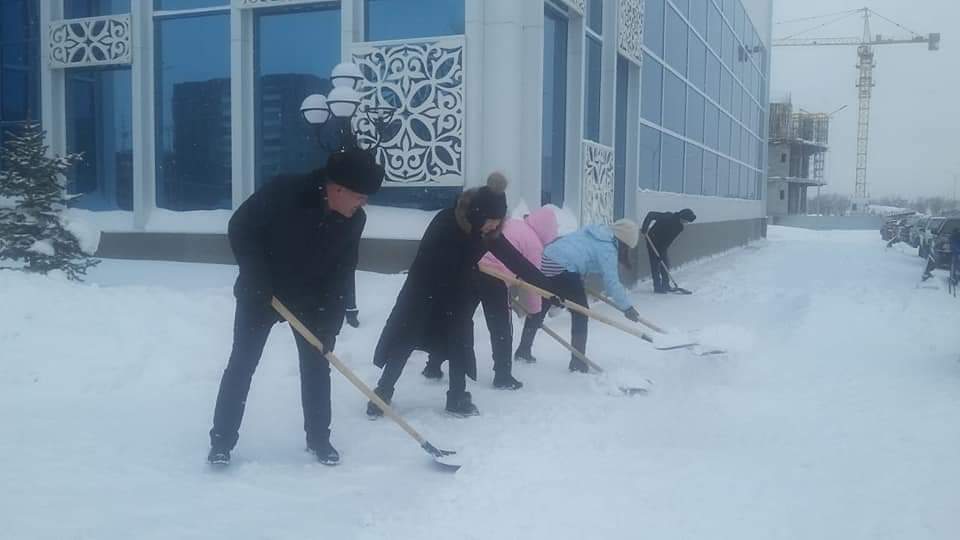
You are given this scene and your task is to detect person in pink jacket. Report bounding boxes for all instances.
[422,206,559,389]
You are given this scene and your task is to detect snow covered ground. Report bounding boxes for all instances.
[2,226,959,539]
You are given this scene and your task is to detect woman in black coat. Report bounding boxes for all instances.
[367,173,558,417]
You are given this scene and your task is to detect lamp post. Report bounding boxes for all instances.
[299,62,394,154]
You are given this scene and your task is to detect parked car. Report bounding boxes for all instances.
[900,215,925,248]
[928,218,960,268]
[881,212,914,241]
[919,217,946,258]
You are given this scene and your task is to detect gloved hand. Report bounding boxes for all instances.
[345,309,360,328]
[546,295,565,309]
[624,307,640,322]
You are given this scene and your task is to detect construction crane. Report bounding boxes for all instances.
[773,8,940,211]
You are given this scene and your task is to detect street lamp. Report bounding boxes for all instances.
[299,61,394,153]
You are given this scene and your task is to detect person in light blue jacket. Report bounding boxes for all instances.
[514,219,642,372]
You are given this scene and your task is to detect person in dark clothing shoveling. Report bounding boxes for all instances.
[207,148,384,467]
[367,173,561,418]
[641,208,697,293]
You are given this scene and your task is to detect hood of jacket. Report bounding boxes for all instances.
[454,187,505,238]
[524,206,559,246]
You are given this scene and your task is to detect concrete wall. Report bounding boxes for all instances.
[768,143,790,178]
[771,215,883,230]
[767,180,788,216]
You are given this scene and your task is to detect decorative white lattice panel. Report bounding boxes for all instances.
[352,37,465,187]
[618,0,643,66]
[581,140,615,225]
[562,0,586,16]
[235,0,322,8]
[49,15,131,69]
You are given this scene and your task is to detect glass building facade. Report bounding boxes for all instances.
[7,0,769,250]
[640,0,768,200]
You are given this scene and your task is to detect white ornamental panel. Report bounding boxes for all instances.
[562,0,586,16]
[352,37,465,187]
[581,140,615,225]
[49,15,131,69]
[235,0,322,8]
[618,0,643,66]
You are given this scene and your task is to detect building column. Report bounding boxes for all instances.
[230,7,255,208]
[131,0,155,229]
[478,0,530,205]
[39,0,65,158]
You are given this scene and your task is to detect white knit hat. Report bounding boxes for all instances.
[611,219,640,248]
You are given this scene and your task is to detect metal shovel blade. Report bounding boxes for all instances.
[422,442,462,472]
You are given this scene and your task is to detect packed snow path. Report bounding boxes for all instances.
[2,226,958,539]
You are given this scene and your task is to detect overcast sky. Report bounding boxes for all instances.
[770,0,959,199]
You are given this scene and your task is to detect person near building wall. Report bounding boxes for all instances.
[514,220,643,372]
[207,148,384,467]
[421,205,560,390]
[641,209,697,293]
[367,173,561,417]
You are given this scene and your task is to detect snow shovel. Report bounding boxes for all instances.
[271,298,461,472]
[586,288,725,356]
[479,266,696,351]
[510,298,649,395]
[644,235,693,295]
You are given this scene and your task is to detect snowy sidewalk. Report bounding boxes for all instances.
[2,226,959,539]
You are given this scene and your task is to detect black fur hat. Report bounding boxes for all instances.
[325,148,385,195]
[677,208,697,222]
[469,172,509,224]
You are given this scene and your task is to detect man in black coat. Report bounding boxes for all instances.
[366,173,560,417]
[641,208,697,293]
[207,148,384,467]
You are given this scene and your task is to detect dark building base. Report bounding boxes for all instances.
[95,217,766,278]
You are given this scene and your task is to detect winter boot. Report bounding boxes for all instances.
[568,357,590,373]
[207,447,231,466]
[445,391,480,417]
[421,363,443,380]
[514,347,537,363]
[308,441,340,466]
[493,371,524,390]
[366,386,394,419]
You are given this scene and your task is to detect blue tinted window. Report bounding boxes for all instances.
[639,125,661,190]
[664,6,687,76]
[720,67,731,112]
[662,69,685,134]
[542,5,568,205]
[154,0,227,11]
[731,82,741,122]
[66,68,133,210]
[702,150,718,195]
[718,112,730,155]
[584,35,602,141]
[703,100,718,149]
[587,0,603,34]
[730,120,740,160]
[705,53,720,101]
[365,0,464,40]
[643,0,664,57]
[661,134,684,193]
[640,58,663,124]
[614,56,629,219]
[685,87,703,142]
[0,0,41,132]
[690,0,707,36]
[739,163,750,198]
[65,0,130,18]
[155,13,231,211]
[684,144,702,194]
[734,2,744,39]
[722,22,734,67]
[673,0,689,18]
[717,156,730,196]
[688,30,706,91]
[255,5,340,188]
[728,161,739,198]
[707,1,722,52]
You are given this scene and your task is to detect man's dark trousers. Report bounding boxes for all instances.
[646,241,671,292]
[210,298,334,452]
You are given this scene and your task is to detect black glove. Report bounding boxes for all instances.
[546,295,565,308]
[624,307,640,322]
[345,309,360,328]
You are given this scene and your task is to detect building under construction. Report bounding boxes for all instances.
[766,102,830,216]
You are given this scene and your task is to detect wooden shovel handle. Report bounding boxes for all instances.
[585,287,668,334]
[478,265,654,343]
[271,297,427,446]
